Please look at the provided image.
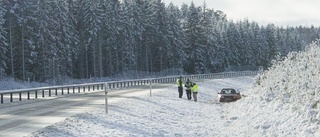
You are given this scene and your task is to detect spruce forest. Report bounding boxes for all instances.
[0,0,319,84]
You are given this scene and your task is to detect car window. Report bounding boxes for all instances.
[221,89,236,94]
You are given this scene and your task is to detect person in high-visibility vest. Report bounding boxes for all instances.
[176,76,183,98]
[191,82,198,102]
[184,79,193,100]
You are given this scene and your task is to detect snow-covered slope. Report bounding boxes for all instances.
[234,39,320,136]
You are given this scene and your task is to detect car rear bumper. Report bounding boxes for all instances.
[219,97,238,102]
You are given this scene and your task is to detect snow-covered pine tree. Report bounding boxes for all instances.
[46,0,76,84]
[82,0,104,78]
[190,2,209,74]
[0,0,7,80]
[116,0,136,76]
[182,2,205,74]
[63,0,82,79]
[166,3,186,70]
[250,23,267,67]
[122,0,147,75]
[148,0,169,72]
[264,24,277,67]
[11,0,36,82]
[225,21,241,69]
[275,27,286,57]
[102,0,122,77]
[200,2,217,73]
[237,19,252,67]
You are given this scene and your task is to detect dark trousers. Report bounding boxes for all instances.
[193,92,198,102]
[178,87,183,98]
[186,89,192,100]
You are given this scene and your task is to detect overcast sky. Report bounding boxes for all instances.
[162,0,320,27]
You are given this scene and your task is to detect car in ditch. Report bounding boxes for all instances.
[217,88,241,102]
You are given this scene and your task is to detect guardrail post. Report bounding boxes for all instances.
[42,90,44,97]
[1,94,3,104]
[149,79,152,97]
[49,89,51,97]
[28,92,30,100]
[19,92,22,101]
[10,93,13,102]
[35,90,38,98]
[105,83,108,113]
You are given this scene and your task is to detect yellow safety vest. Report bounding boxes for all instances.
[176,78,182,86]
[191,84,198,92]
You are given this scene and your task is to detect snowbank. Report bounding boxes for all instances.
[240,39,320,136]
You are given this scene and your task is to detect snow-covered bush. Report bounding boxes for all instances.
[251,39,320,119]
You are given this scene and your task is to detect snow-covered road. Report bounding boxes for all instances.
[18,76,254,137]
[0,83,178,137]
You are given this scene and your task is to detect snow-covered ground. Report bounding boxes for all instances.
[24,40,320,137]
[24,76,254,137]
[23,75,318,137]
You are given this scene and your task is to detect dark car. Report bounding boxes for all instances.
[217,88,241,102]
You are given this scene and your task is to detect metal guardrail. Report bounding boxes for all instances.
[0,71,258,104]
